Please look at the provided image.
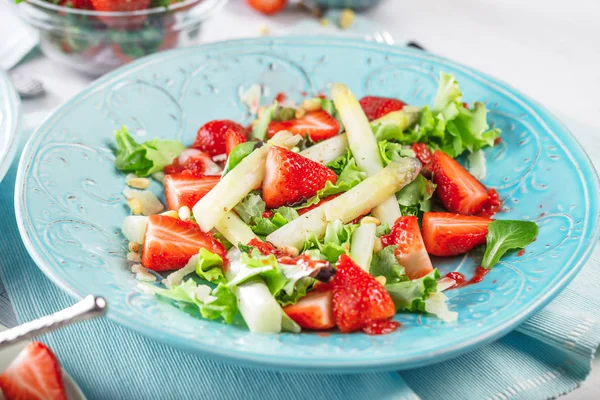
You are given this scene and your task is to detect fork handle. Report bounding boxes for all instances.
[0,295,107,349]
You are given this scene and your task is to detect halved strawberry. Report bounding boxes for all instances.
[267,110,340,142]
[246,0,287,15]
[164,148,222,176]
[193,120,247,157]
[142,215,226,271]
[478,188,502,218]
[411,143,433,166]
[422,212,492,256]
[89,0,151,28]
[430,150,489,215]
[359,96,406,121]
[164,172,219,211]
[224,128,247,157]
[0,342,67,400]
[283,288,335,330]
[332,255,396,333]
[262,146,337,208]
[381,216,434,280]
[297,194,340,216]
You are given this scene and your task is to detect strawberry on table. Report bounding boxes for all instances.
[283,284,335,330]
[332,255,396,333]
[262,146,337,208]
[164,171,220,211]
[0,342,67,400]
[381,216,434,280]
[224,128,247,157]
[267,110,340,143]
[359,96,406,121]
[193,120,247,157]
[422,212,492,257]
[142,215,226,271]
[246,0,287,15]
[430,150,491,215]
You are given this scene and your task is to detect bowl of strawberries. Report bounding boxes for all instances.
[16,0,228,77]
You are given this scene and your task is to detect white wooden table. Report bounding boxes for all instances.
[9,0,600,398]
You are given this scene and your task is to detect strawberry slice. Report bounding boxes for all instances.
[283,287,335,330]
[246,0,287,14]
[478,188,502,218]
[422,212,492,256]
[297,194,341,216]
[164,148,222,176]
[0,342,67,400]
[359,96,406,121]
[267,110,340,142]
[224,128,247,157]
[164,172,219,211]
[142,215,226,271]
[430,150,490,215]
[381,216,434,280]
[262,146,337,208]
[193,120,247,157]
[411,143,433,166]
[332,255,396,333]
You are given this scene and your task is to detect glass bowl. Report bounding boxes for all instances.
[18,0,228,77]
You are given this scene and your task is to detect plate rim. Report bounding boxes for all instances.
[0,70,21,183]
[13,36,600,372]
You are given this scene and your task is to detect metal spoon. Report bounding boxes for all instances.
[0,295,107,349]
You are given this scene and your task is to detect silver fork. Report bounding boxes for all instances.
[365,30,396,45]
[0,295,107,349]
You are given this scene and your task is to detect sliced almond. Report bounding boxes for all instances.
[127,177,150,190]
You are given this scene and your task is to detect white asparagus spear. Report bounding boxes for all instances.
[214,211,258,248]
[350,220,377,272]
[299,133,348,164]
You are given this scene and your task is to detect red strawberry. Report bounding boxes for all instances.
[478,188,502,218]
[430,150,489,215]
[283,288,335,330]
[262,146,337,208]
[59,0,93,8]
[246,0,287,15]
[89,0,151,28]
[164,172,219,211]
[297,194,340,216]
[411,143,433,166]
[0,342,67,400]
[164,148,222,176]
[332,255,396,333]
[267,110,340,142]
[381,216,434,280]
[142,215,226,271]
[193,120,247,157]
[359,96,406,121]
[422,212,492,257]
[224,128,247,157]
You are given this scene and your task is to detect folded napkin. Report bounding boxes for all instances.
[0,114,599,400]
[0,1,39,70]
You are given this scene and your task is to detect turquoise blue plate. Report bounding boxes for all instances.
[15,37,600,372]
[0,71,20,182]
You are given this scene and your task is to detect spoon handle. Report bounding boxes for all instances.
[0,295,106,349]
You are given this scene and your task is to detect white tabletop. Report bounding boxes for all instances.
[9,0,600,398]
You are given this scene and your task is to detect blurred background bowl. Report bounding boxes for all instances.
[17,0,228,77]
[313,0,381,9]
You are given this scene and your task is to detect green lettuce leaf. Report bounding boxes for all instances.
[139,279,238,324]
[114,126,185,176]
[234,193,298,236]
[385,269,440,312]
[272,106,297,122]
[276,276,314,307]
[195,248,226,284]
[482,220,538,269]
[303,220,357,263]
[321,99,344,133]
[227,251,288,297]
[234,192,265,223]
[378,140,415,166]
[370,245,407,284]
[223,141,260,176]
[376,223,390,237]
[396,174,436,215]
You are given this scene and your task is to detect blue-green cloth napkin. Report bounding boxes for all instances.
[1,117,599,400]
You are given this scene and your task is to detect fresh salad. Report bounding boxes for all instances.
[115,72,538,335]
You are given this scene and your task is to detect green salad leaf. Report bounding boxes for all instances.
[140,279,238,324]
[114,126,185,176]
[252,103,278,140]
[396,174,436,216]
[272,106,297,122]
[378,140,415,166]
[482,220,538,269]
[385,269,439,312]
[195,248,226,284]
[370,245,407,284]
[223,141,260,176]
[234,192,298,236]
[303,220,357,263]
